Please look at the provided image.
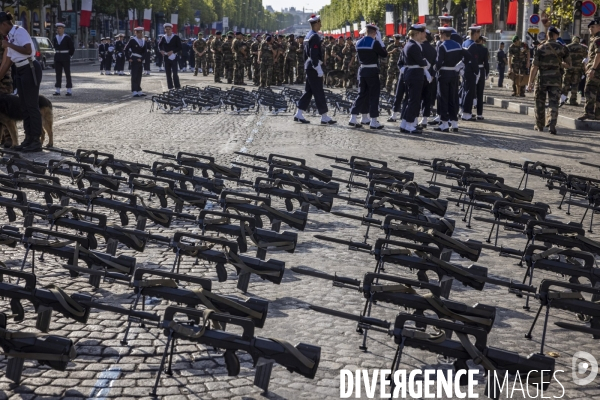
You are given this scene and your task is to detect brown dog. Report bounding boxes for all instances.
[0,94,54,148]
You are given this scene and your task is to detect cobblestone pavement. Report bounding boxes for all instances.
[0,64,599,400]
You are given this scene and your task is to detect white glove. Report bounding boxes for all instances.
[454,60,464,71]
[485,74,489,81]
[400,66,406,76]
[168,53,177,60]
[98,57,102,61]
[424,68,433,83]
[376,30,382,42]
[315,64,324,77]
[459,69,464,77]
[582,75,586,79]
[425,59,431,69]
[583,58,588,64]
[475,72,480,84]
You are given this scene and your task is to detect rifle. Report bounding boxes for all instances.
[237,152,336,184]
[525,280,600,353]
[382,214,455,238]
[152,306,320,395]
[369,182,448,216]
[177,151,243,180]
[557,174,600,213]
[0,313,77,383]
[219,190,308,231]
[490,158,567,189]
[170,232,285,292]
[48,159,125,190]
[152,161,225,194]
[122,268,269,344]
[268,164,341,194]
[369,178,441,200]
[399,156,472,182]
[0,154,46,174]
[198,210,297,260]
[254,177,333,212]
[74,149,151,175]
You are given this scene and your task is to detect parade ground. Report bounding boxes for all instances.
[0,63,599,400]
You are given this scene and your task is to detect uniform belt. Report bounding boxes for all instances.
[14,59,31,68]
[439,66,456,71]
[360,64,378,68]
[56,50,70,54]
[478,64,484,67]
[404,65,422,69]
[131,53,143,58]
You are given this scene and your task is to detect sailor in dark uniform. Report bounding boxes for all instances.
[158,23,182,89]
[294,14,335,124]
[399,24,430,134]
[114,33,126,75]
[434,25,466,132]
[438,14,463,45]
[143,36,152,75]
[419,29,437,127]
[52,22,74,96]
[348,24,388,129]
[460,25,482,121]
[125,27,147,97]
[98,38,106,75]
[104,37,115,75]
[474,35,489,119]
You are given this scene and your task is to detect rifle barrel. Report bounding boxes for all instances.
[579,161,600,169]
[290,267,361,286]
[479,242,524,256]
[489,158,522,168]
[473,217,524,231]
[398,156,430,166]
[46,147,76,156]
[230,161,268,172]
[331,211,381,225]
[234,152,268,161]
[142,149,177,159]
[332,194,364,204]
[309,305,390,329]
[72,295,161,324]
[314,235,372,250]
[315,154,349,163]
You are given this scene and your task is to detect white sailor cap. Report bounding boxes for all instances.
[439,14,453,20]
[438,25,454,32]
[359,27,367,35]
[164,23,173,28]
[56,22,65,27]
[307,14,320,23]
[469,24,482,30]
[409,23,426,32]
[134,26,144,31]
[365,23,378,30]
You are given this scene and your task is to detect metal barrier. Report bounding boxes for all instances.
[72,48,98,62]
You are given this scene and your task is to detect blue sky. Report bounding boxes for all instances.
[263,0,329,13]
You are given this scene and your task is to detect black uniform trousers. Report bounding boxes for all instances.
[350,74,380,118]
[144,53,151,71]
[115,53,126,71]
[131,59,144,92]
[54,54,72,88]
[461,72,477,114]
[392,75,406,113]
[497,65,505,87]
[476,68,486,116]
[298,69,328,115]
[16,60,43,140]
[401,71,424,123]
[156,52,163,68]
[164,57,181,89]
[420,80,433,117]
[178,53,188,70]
[103,54,113,71]
[437,75,458,122]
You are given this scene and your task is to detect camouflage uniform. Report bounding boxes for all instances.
[561,40,587,103]
[295,37,305,84]
[380,39,390,89]
[533,39,570,131]
[260,41,274,87]
[342,41,356,88]
[386,42,402,93]
[232,37,246,84]
[508,42,529,96]
[223,37,234,83]
[332,42,344,70]
[206,37,214,73]
[246,37,253,80]
[251,40,261,85]
[0,44,12,145]
[193,37,208,76]
[271,40,281,85]
[324,40,335,73]
[284,38,298,84]
[276,38,286,85]
[211,37,223,82]
[583,32,600,119]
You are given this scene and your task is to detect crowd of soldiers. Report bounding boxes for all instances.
[98,34,155,76]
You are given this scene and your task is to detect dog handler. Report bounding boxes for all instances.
[0,11,43,152]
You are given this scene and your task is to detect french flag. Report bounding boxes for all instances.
[385,4,394,36]
[171,14,178,33]
[418,0,429,23]
[144,9,152,32]
[80,0,92,27]
[128,9,137,32]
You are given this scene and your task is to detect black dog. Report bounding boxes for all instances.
[0,94,54,148]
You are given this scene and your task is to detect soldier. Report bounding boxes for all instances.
[527,26,570,135]
[341,37,356,88]
[497,42,507,87]
[114,33,126,75]
[98,37,106,75]
[295,14,336,124]
[324,36,335,75]
[295,35,305,84]
[460,25,483,121]
[419,30,437,127]
[258,35,274,87]
[332,36,344,71]
[561,36,586,106]
[0,18,13,147]
[143,36,152,75]
[399,24,428,134]
[474,35,490,120]
[104,37,114,75]
[180,38,189,71]
[155,35,164,71]
[348,24,388,129]
[250,34,261,85]
[206,35,214,74]
[578,19,600,120]
[211,31,224,83]
[52,22,75,96]
[508,36,529,96]
[433,25,466,132]
[246,34,253,80]
[379,36,389,90]
[386,34,402,93]
[283,34,297,84]
[276,34,286,85]
[232,31,247,85]
[222,32,234,84]
[125,27,147,97]
[188,39,195,72]
[193,33,207,76]
[158,23,182,90]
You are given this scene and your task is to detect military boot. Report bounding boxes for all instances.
[194,68,198,76]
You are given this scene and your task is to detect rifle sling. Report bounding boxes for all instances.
[168,309,214,338]
[455,332,497,371]
[43,284,86,318]
[270,338,316,369]
[192,288,263,320]
[401,327,446,343]
[423,294,493,327]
